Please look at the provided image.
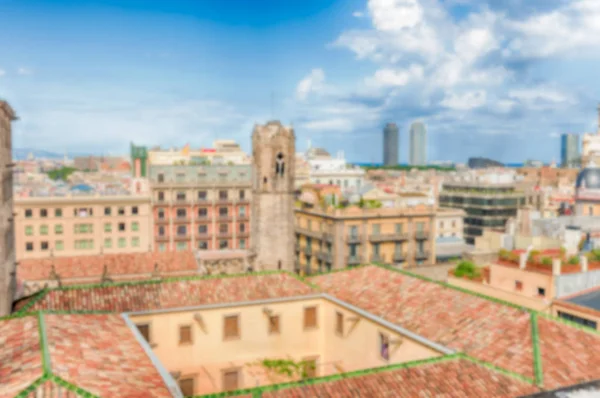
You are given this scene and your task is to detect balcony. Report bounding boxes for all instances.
[196,198,209,204]
[174,234,190,241]
[237,214,249,221]
[370,253,384,263]
[346,255,362,266]
[195,215,210,223]
[303,246,313,255]
[323,233,334,243]
[155,198,168,205]
[173,217,190,224]
[238,230,249,237]
[155,218,169,225]
[218,214,233,221]
[237,198,250,205]
[346,234,361,244]
[317,251,332,263]
[216,197,230,204]
[295,242,300,252]
[155,235,169,242]
[218,231,232,238]
[297,227,323,240]
[173,198,190,205]
[369,233,410,243]
[415,251,429,260]
[415,231,429,240]
[196,233,210,240]
[393,252,406,263]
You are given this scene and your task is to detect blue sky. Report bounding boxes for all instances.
[1,0,600,163]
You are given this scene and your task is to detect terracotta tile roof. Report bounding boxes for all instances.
[309,266,537,380]
[27,273,314,313]
[536,316,600,390]
[221,358,539,398]
[0,313,173,397]
[0,317,43,398]
[17,251,198,282]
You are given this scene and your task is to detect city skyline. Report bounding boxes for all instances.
[2,0,600,163]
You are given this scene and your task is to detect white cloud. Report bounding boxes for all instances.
[0,69,5,77]
[352,11,364,18]
[296,69,326,101]
[302,118,354,131]
[440,90,487,110]
[17,68,33,75]
[368,0,424,31]
[366,64,424,88]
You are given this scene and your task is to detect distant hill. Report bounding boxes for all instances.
[12,148,93,160]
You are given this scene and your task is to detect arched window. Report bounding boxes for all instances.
[275,153,285,177]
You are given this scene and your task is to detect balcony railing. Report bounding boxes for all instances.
[368,233,410,242]
[155,235,169,242]
[323,233,334,242]
[196,215,210,222]
[238,231,249,237]
[393,252,406,263]
[317,251,332,263]
[415,250,429,260]
[218,214,232,221]
[297,227,323,240]
[237,214,249,221]
[196,198,209,203]
[196,233,210,240]
[303,246,313,255]
[346,234,361,243]
[174,234,190,241]
[370,253,384,263]
[216,197,230,204]
[295,242,300,252]
[173,216,190,223]
[415,231,429,240]
[173,198,190,205]
[237,198,250,204]
[346,255,362,266]
[218,231,232,238]
[155,218,169,224]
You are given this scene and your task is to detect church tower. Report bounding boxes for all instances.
[251,121,296,272]
[0,100,17,316]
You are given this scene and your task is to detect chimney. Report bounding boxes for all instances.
[552,258,562,276]
[580,255,589,273]
[519,253,527,269]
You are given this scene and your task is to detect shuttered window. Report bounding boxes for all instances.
[223,370,239,391]
[223,315,240,339]
[304,307,317,329]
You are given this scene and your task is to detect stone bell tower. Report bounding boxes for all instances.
[250,121,296,272]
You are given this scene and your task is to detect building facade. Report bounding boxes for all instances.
[574,164,600,217]
[561,133,580,168]
[439,182,525,245]
[409,121,427,166]
[308,156,365,193]
[149,164,252,253]
[251,121,296,271]
[0,100,17,316]
[14,194,153,259]
[295,204,436,274]
[434,208,466,262]
[383,123,399,167]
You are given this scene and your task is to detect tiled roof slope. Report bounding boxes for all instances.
[0,317,43,398]
[260,358,539,398]
[0,313,173,398]
[26,273,314,313]
[310,266,536,379]
[17,251,198,282]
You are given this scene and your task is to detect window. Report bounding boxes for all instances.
[395,223,403,233]
[239,206,246,216]
[416,222,425,232]
[132,222,139,231]
[380,333,390,361]
[198,208,208,218]
[179,325,193,345]
[176,209,187,218]
[178,378,195,397]
[176,192,186,201]
[104,238,112,248]
[158,209,165,219]
[40,209,48,218]
[558,311,597,329]
[538,287,546,297]
[220,240,228,249]
[26,242,33,251]
[222,369,240,392]
[25,226,33,236]
[239,223,246,233]
[515,280,523,291]
[219,224,228,234]
[118,223,126,232]
[349,225,358,237]
[198,225,207,234]
[268,315,280,334]
[336,311,344,336]
[40,225,48,235]
[158,173,164,183]
[136,324,151,343]
[158,191,165,201]
[158,226,165,236]
[373,243,380,255]
[198,241,208,250]
[118,207,125,215]
[219,207,228,217]
[198,190,207,200]
[132,206,139,215]
[176,173,185,183]
[55,224,63,235]
[223,315,240,339]
[158,243,166,252]
[55,241,64,251]
[239,190,245,200]
[104,223,112,232]
[131,237,140,247]
[304,307,317,329]
[275,152,285,176]
[118,238,126,248]
[104,207,111,216]
[25,209,32,218]
[177,225,187,236]
[176,242,188,251]
[239,239,246,249]
[54,209,62,217]
[219,190,228,200]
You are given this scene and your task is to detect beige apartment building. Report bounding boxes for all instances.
[14,194,152,259]
[295,203,436,274]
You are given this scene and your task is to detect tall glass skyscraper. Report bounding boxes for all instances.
[561,133,580,168]
[383,123,399,166]
[410,121,427,166]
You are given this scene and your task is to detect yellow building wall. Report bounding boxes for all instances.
[488,264,555,300]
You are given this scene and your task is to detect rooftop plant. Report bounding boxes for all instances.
[453,261,481,280]
[568,256,580,265]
